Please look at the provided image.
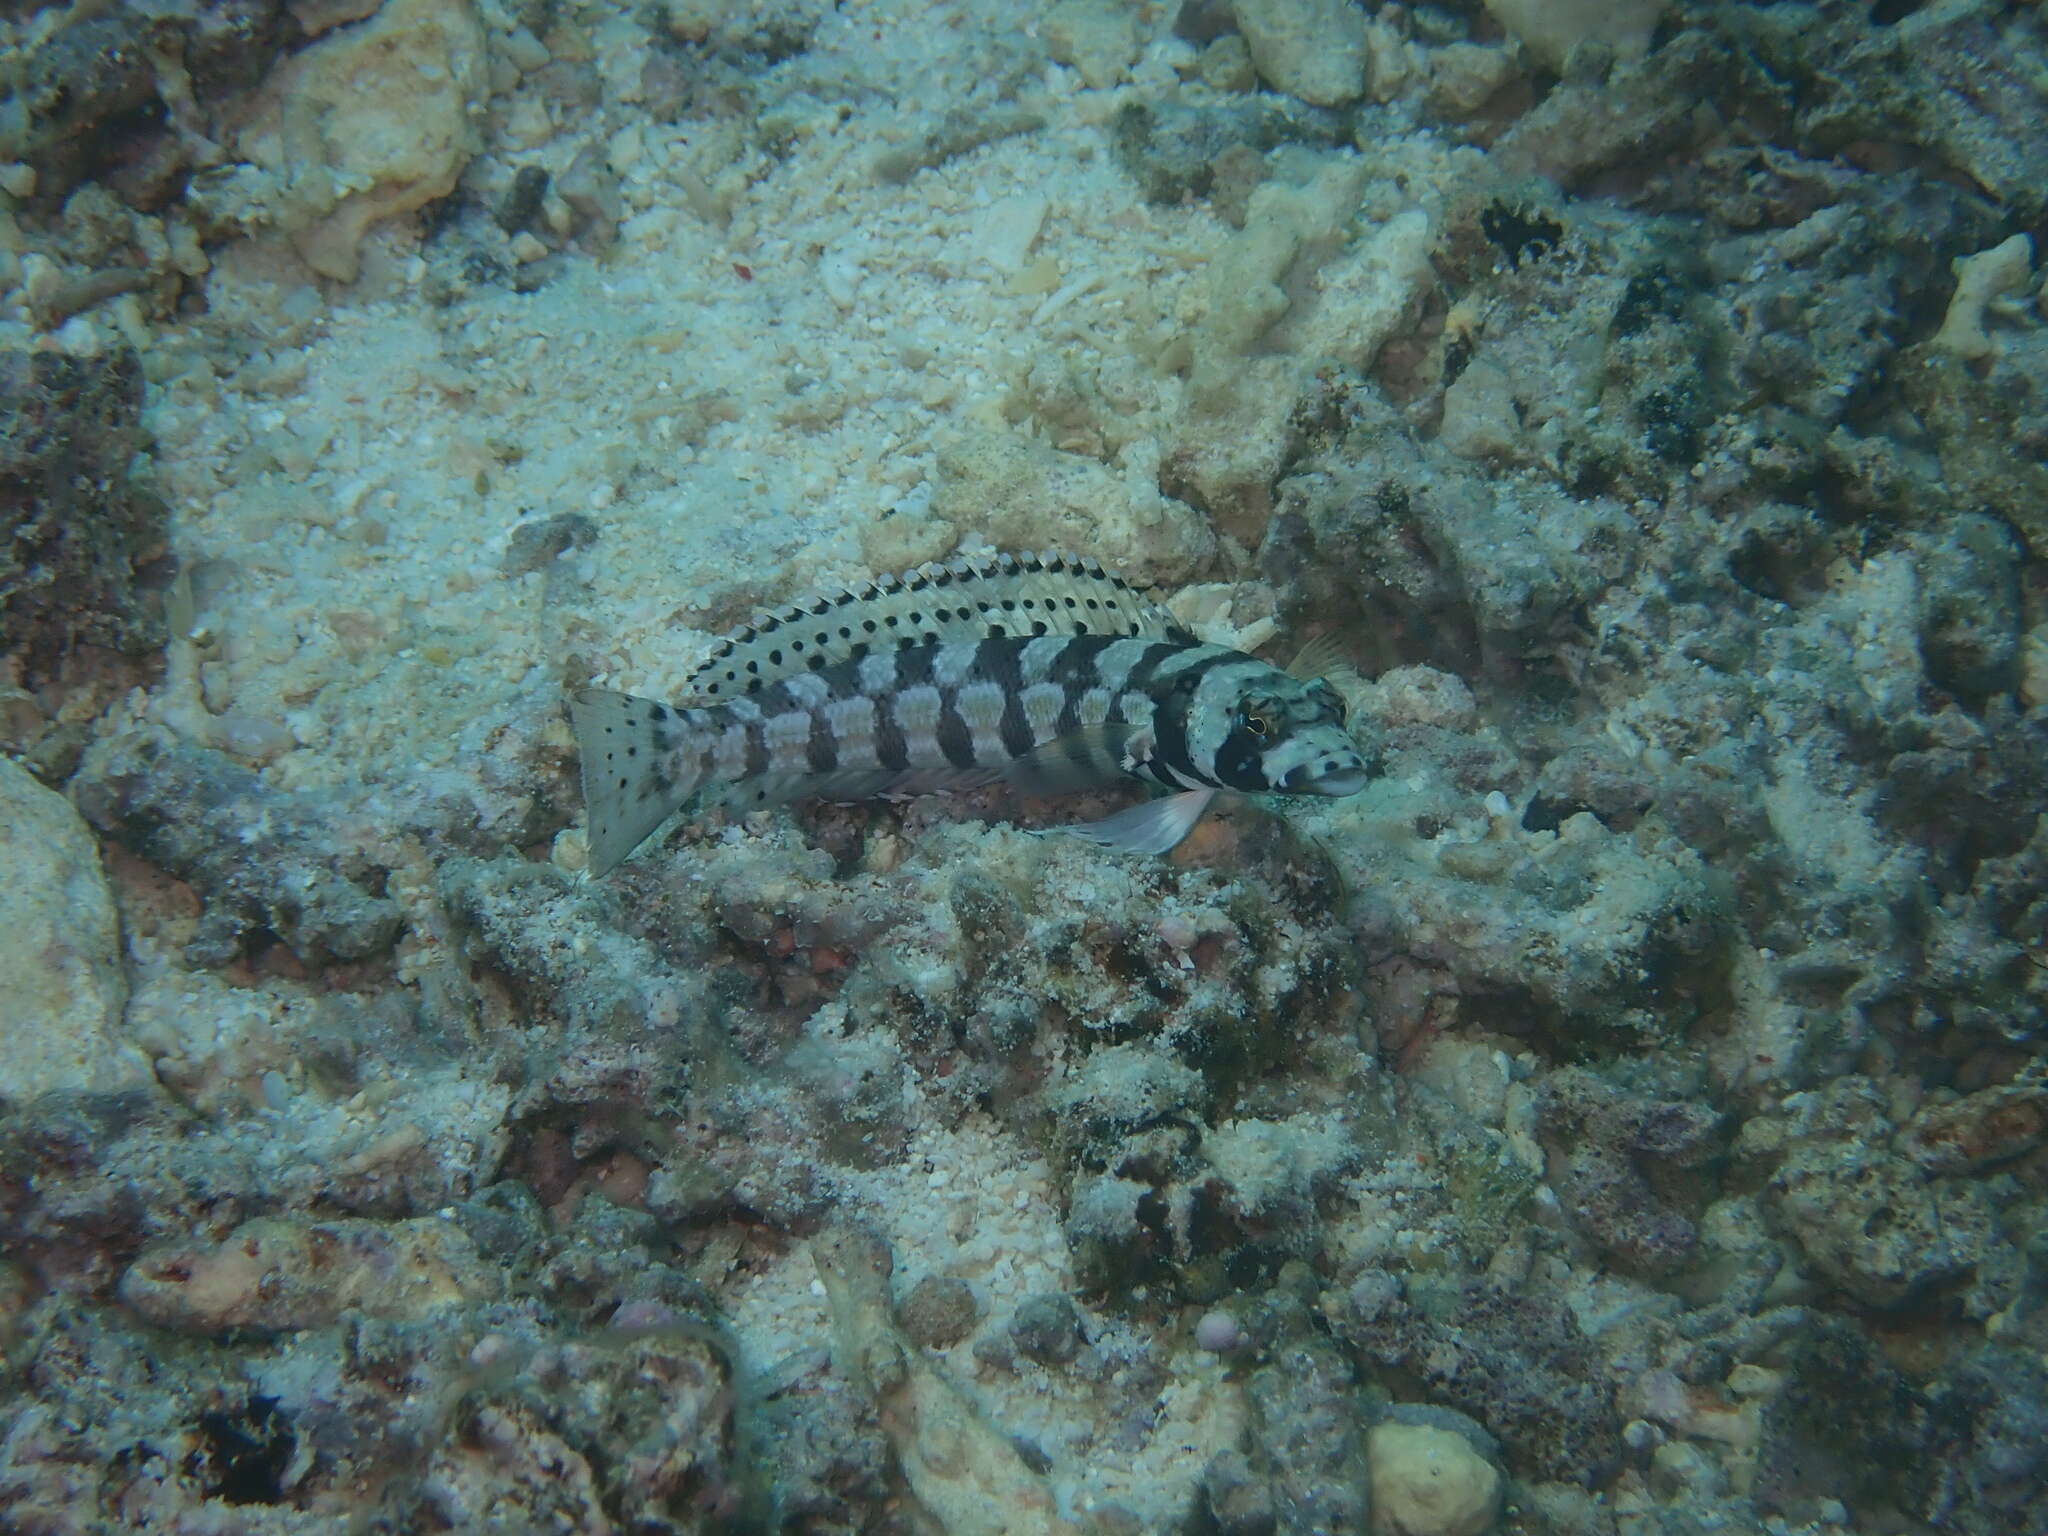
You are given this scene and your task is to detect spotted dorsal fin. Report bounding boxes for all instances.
[683,550,1189,701]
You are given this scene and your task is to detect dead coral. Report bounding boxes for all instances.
[1745,0,2048,221]
[1490,32,1734,190]
[423,1326,743,1532]
[1237,1300,1375,1536]
[1537,1067,1725,1277]
[746,1346,895,1533]
[0,1092,190,1301]
[0,350,169,681]
[1753,1076,2022,1314]
[1754,1315,2048,1536]
[1339,1273,1623,1485]
[73,729,401,968]
[1262,386,1641,673]
[119,1215,496,1334]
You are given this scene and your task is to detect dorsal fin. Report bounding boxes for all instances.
[683,550,1189,701]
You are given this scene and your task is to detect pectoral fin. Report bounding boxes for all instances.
[1005,724,1134,796]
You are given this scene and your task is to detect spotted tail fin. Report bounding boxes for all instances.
[568,688,707,877]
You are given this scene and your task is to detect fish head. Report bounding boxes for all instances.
[1213,674,1372,797]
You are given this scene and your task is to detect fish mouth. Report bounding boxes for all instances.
[1307,765,1368,796]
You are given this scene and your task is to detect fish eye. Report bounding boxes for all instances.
[1244,712,1271,737]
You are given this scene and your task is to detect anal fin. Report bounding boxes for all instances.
[1043,787,1220,855]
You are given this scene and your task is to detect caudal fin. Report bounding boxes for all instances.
[568,688,702,876]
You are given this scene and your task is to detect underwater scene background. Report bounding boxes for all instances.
[2,0,2046,1531]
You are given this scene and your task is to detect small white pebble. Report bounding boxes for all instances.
[1194,1311,1241,1352]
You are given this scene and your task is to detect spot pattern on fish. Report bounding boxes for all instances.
[570,551,1369,875]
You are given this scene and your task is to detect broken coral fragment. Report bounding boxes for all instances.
[1189,160,1368,404]
[255,0,489,281]
[1930,233,2034,362]
[1234,0,1371,106]
[927,428,1215,585]
[812,1225,1080,1536]
[1482,0,1662,71]
[1043,0,1138,90]
[119,1216,495,1334]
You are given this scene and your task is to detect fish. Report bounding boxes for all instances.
[568,550,1369,876]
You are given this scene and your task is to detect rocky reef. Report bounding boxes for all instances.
[3,0,2047,1533]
